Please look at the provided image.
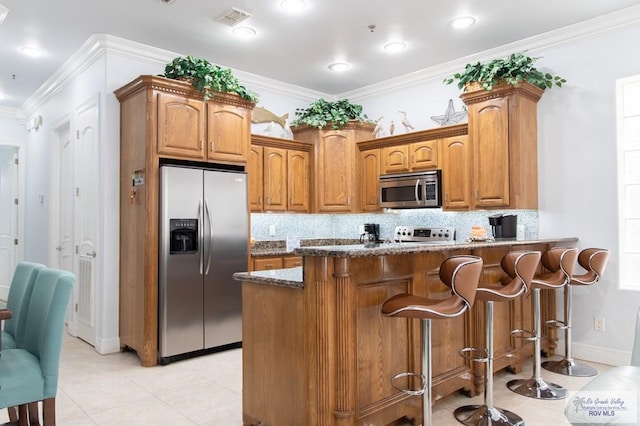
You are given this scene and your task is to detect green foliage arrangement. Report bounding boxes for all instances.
[292,98,370,130]
[163,56,259,103]
[443,52,566,92]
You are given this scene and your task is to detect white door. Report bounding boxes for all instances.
[75,100,99,346]
[53,123,77,334]
[0,147,18,300]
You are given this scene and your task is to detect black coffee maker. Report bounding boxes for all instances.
[488,214,517,239]
[361,223,381,246]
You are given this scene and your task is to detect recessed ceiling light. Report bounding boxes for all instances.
[280,0,306,13]
[383,41,407,53]
[0,92,6,101]
[328,62,350,72]
[450,16,476,30]
[232,26,256,38]
[20,46,43,57]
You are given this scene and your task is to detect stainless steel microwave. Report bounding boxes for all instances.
[379,170,442,209]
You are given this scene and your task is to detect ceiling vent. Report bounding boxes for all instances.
[216,7,251,27]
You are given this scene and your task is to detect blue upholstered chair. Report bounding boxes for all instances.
[1,261,45,350]
[0,267,74,425]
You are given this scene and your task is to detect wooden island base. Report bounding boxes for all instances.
[237,240,574,425]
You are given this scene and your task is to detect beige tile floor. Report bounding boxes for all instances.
[1,332,611,425]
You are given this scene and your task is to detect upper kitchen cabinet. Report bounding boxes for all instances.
[117,75,254,165]
[461,81,543,209]
[293,122,375,213]
[359,148,381,212]
[440,135,471,210]
[249,135,312,213]
[381,140,438,174]
[207,97,251,163]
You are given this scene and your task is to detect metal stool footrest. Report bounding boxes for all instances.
[458,347,489,363]
[391,372,426,396]
[545,319,568,330]
[510,328,537,342]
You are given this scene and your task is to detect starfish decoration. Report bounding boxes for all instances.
[430,99,467,126]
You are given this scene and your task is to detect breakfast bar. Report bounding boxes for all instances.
[234,238,577,426]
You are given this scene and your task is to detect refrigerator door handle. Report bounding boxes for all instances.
[204,199,213,275]
[198,200,204,275]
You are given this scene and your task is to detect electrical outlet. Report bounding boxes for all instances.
[268,225,276,236]
[594,316,606,332]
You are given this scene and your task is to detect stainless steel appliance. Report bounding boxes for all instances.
[379,170,442,209]
[488,214,517,239]
[394,226,455,243]
[159,164,248,364]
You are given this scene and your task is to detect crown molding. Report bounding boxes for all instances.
[342,4,640,101]
[20,34,327,116]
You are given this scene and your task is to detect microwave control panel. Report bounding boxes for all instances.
[394,226,455,243]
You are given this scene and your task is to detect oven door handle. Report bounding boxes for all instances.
[415,179,420,203]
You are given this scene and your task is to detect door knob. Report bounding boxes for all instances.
[86,250,97,258]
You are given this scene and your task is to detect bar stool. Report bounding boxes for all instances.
[542,248,610,377]
[507,247,578,400]
[382,255,483,426]
[454,251,541,426]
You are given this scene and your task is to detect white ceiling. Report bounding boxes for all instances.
[0,0,639,109]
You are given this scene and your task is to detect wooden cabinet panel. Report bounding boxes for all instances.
[287,150,309,212]
[359,149,381,212]
[253,256,284,271]
[248,145,264,212]
[157,92,205,159]
[317,132,354,212]
[207,102,250,163]
[470,97,510,208]
[263,147,287,211]
[283,256,303,268]
[381,145,409,174]
[441,135,470,210]
[409,140,438,170]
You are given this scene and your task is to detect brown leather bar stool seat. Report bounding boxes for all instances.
[382,255,483,426]
[542,248,610,377]
[507,247,578,400]
[454,251,541,426]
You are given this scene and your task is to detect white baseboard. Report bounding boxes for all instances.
[95,336,120,355]
[559,339,632,367]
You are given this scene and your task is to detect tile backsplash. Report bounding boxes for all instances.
[251,209,538,242]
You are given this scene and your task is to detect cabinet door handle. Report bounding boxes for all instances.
[200,140,203,149]
[475,190,479,199]
[445,193,449,202]
[266,196,270,205]
[258,195,262,205]
[210,141,215,151]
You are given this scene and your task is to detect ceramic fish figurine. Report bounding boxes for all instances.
[399,111,414,132]
[389,120,395,135]
[252,106,289,129]
[372,116,384,138]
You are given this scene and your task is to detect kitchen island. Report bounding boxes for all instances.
[234,238,577,426]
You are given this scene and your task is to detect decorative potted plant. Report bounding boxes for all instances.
[163,56,259,102]
[443,52,566,92]
[291,98,372,130]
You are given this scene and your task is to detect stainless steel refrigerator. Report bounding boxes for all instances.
[158,164,247,364]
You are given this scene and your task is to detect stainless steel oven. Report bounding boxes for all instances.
[379,170,442,209]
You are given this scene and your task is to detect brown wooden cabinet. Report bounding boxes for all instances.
[461,81,543,209]
[253,255,303,271]
[441,135,471,210]
[114,75,254,366]
[293,122,375,213]
[249,135,312,213]
[207,101,251,163]
[381,140,438,174]
[359,149,381,212]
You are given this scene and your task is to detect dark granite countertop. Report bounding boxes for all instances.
[293,237,578,258]
[233,266,303,288]
[236,237,578,288]
[251,238,360,257]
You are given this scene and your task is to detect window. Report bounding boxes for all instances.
[618,75,640,289]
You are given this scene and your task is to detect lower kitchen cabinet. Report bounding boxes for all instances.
[253,255,302,271]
